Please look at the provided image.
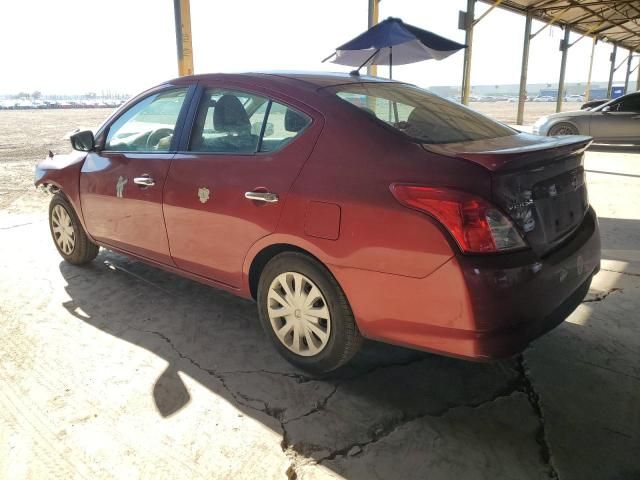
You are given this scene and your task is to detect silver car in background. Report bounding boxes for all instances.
[533,91,640,145]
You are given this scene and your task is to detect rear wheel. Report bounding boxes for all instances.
[548,122,579,136]
[257,252,362,373]
[49,193,99,265]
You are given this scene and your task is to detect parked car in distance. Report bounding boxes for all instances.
[533,91,640,144]
[36,72,601,373]
[533,95,554,102]
[565,94,585,102]
[581,98,609,110]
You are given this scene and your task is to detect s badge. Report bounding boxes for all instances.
[198,187,210,204]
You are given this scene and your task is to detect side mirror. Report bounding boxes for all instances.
[70,130,95,151]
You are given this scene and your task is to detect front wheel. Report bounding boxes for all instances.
[548,122,579,136]
[49,193,99,265]
[257,252,362,373]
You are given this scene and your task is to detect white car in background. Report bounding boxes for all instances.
[533,96,554,102]
[566,95,585,102]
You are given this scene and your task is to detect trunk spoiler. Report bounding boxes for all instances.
[422,133,592,172]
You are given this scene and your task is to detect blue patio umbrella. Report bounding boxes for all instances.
[323,17,466,78]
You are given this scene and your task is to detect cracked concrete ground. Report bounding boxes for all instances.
[1,113,639,479]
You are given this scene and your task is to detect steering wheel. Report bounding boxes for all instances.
[146,128,174,150]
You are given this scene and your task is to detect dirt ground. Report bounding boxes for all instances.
[0,108,639,479]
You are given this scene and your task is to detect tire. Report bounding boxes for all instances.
[257,252,363,373]
[548,122,579,136]
[49,192,99,265]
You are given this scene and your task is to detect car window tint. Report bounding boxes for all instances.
[105,89,188,152]
[330,83,515,144]
[189,89,268,153]
[259,102,311,153]
[614,95,640,112]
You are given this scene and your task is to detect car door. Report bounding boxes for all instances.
[80,86,191,264]
[163,85,322,288]
[589,93,640,143]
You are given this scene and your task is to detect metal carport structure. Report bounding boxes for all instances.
[365,0,640,124]
[172,0,640,125]
[475,0,640,123]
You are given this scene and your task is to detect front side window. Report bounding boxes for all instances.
[105,88,188,152]
[328,83,515,144]
[189,89,311,154]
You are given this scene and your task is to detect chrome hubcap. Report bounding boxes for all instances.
[267,272,331,357]
[51,205,75,255]
[553,126,575,135]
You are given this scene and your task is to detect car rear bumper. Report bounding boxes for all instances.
[333,207,601,360]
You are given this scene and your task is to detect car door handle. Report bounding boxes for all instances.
[244,191,279,203]
[133,175,155,187]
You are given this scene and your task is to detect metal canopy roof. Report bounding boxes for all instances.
[483,0,640,51]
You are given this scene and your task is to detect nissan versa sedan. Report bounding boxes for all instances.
[534,91,640,144]
[35,72,601,373]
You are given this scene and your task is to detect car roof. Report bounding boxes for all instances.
[168,71,396,89]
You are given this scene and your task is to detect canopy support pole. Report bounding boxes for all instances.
[461,0,475,105]
[173,0,194,76]
[367,0,379,77]
[585,36,596,102]
[637,57,640,91]
[556,26,570,113]
[516,12,532,126]
[624,50,633,94]
[607,45,617,98]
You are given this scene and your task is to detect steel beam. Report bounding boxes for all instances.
[556,27,571,113]
[461,0,475,105]
[624,50,633,93]
[367,0,379,77]
[607,44,618,97]
[173,0,194,76]
[517,12,532,125]
[585,36,597,101]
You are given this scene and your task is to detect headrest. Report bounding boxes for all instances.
[213,95,250,133]
[284,109,307,132]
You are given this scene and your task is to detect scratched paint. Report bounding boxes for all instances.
[116,176,128,198]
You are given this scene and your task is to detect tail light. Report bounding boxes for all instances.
[390,184,527,254]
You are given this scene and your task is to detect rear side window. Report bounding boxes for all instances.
[328,83,515,144]
[105,88,188,152]
[189,89,311,154]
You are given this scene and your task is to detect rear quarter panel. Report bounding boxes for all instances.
[245,97,493,282]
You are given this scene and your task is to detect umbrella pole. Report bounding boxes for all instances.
[353,48,381,76]
[389,46,393,79]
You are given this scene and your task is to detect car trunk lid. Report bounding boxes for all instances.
[424,133,592,256]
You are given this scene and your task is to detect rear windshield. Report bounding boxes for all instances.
[327,83,515,144]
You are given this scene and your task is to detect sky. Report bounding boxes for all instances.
[0,0,637,96]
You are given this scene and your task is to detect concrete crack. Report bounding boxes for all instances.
[284,384,339,424]
[0,222,33,230]
[516,354,559,479]
[582,287,622,303]
[143,329,301,480]
[316,375,524,465]
[600,268,640,278]
[218,369,317,384]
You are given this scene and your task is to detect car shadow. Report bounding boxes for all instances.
[58,248,525,473]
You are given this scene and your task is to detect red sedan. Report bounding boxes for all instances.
[35,72,601,373]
